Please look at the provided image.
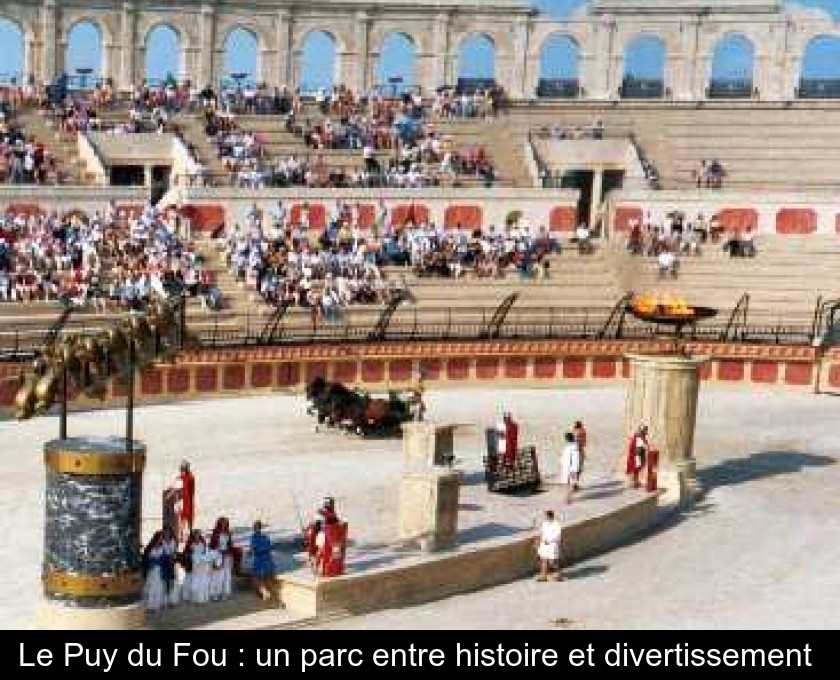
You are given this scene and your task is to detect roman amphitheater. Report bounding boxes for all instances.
[1,0,840,630]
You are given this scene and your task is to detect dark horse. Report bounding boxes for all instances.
[306,377,414,436]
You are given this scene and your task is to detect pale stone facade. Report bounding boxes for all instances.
[0,0,838,100]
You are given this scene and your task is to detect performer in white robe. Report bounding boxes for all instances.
[209,517,234,601]
[143,535,167,611]
[161,526,180,607]
[559,432,581,504]
[182,529,211,604]
[191,538,212,604]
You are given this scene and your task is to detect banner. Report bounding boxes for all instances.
[10,631,822,675]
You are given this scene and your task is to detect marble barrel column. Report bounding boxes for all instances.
[624,354,708,505]
[36,437,147,629]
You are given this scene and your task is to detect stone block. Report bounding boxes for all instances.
[398,469,460,551]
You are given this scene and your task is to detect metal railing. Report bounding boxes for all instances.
[798,79,840,99]
[536,79,581,99]
[620,78,665,99]
[0,299,822,362]
[707,79,754,99]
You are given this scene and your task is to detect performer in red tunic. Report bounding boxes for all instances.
[625,425,651,488]
[175,460,196,542]
[497,413,519,465]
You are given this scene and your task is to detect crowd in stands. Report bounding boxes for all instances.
[0,106,61,185]
[694,159,726,188]
[218,201,407,320]
[405,222,563,279]
[191,83,498,189]
[625,210,757,277]
[0,202,218,311]
[535,120,605,141]
[214,199,585,321]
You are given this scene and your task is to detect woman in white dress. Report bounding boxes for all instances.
[209,517,234,601]
[142,531,167,611]
[182,529,212,604]
[160,526,179,607]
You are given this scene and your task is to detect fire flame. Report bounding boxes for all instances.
[632,293,694,317]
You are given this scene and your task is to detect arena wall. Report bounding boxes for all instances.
[3,339,837,416]
[0,187,149,216]
[277,491,661,618]
[607,189,840,236]
[168,187,581,233]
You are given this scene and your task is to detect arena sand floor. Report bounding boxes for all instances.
[1,386,838,629]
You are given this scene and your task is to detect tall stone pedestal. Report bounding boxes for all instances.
[624,354,708,505]
[37,436,147,629]
[401,422,456,470]
[399,422,460,551]
[399,469,460,551]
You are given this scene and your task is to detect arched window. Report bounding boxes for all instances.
[223,28,259,91]
[457,34,496,93]
[300,31,337,95]
[0,18,24,85]
[65,21,102,89]
[800,35,840,99]
[145,24,182,85]
[377,33,416,96]
[622,34,666,98]
[537,34,580,98]
[709,34,754,98]
[531,0,589,18]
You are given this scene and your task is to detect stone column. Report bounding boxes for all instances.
[624,353,708,505]
[25,35,38,83]
[118,2,136,91]
[36,437,146,630]
[430,13,454,89]
[680,19,701,100]
[581,21,613,99]
[508,16,530,99]
[198,4,216,88]
[399,422,459,551]
[353,11,370,93]
[276,9,292,87]
[40,0,58,83]
[589,169,603,229]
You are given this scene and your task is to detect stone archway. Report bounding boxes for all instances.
[375,32,418,95]
[798,34,840,99]
[144,23,183,84]
[537,33,581,98]
[708,33,755,98]
[64,19,103,88]
[456,33,496,92]
[222,27,259,90]
[621,33,667,99]
[0,16,26,84]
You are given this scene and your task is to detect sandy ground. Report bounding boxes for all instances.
[1,386,838,629]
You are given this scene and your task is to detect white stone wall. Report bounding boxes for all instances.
[0,1,837,100]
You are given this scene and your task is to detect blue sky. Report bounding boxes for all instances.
[1,1,839,86]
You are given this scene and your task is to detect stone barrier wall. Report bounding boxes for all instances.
[607,189,840,236]
[277,491,661,619]
[2,339,834,416]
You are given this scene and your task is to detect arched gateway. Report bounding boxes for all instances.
[0,0,838,101]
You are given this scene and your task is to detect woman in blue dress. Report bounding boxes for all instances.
[250,520,275,601]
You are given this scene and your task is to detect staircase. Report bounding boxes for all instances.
[506,101,840,191]
[14,108,92,185]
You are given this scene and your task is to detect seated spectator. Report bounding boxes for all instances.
[657,248,678,279]
[574,223,593,255]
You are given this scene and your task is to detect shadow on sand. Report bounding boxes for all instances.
[697,450,835,490]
